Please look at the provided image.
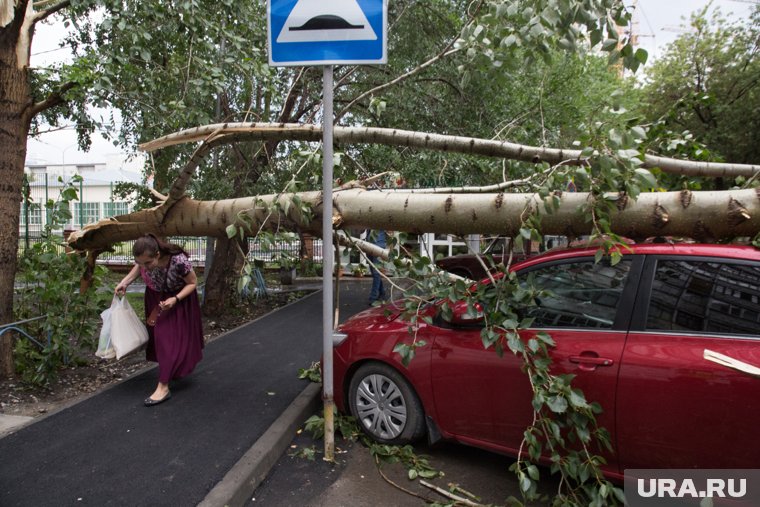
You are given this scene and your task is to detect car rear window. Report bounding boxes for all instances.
[646,259,760,336]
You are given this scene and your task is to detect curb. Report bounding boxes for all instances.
[0,414,34,437]
[198,382,322,507]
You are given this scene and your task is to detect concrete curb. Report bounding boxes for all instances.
[198,382,322,507]
[0,414,34,437]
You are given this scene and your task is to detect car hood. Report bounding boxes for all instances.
[337,301,409,332]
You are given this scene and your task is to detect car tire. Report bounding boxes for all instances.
[348,362,426,445]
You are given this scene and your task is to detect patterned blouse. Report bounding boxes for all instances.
[140,253,193,293]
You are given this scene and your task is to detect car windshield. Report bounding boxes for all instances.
[483,237,510,255]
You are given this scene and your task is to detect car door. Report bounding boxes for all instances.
[617,255,760,469]
[429,255,641,472]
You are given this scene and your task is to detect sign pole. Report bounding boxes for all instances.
[267,0,387,463]
[321,64,336,461]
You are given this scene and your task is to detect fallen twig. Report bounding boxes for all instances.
[419,479,485,506]
[373,456,433,503]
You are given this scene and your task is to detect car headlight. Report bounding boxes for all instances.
[332,331,349,347]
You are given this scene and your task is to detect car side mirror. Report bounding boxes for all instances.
[445,300,484,326]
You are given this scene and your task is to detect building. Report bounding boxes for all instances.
[20,162,143,236]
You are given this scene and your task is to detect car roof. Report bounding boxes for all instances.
[510,243,760,271]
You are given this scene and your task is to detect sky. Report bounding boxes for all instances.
[635,0,755,59]
[25,0,757,167]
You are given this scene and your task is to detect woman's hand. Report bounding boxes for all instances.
[159,296,179,311]
[115,282,128,295]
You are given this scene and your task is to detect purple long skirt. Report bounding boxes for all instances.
[144,288,204,384]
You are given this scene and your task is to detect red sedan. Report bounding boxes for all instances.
[332,243,760,479]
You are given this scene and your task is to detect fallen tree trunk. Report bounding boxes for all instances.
[139,122,760,178]
[68,186,760,251]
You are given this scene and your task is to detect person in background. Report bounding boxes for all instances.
[367,229,387,305]
[115,234,204,406]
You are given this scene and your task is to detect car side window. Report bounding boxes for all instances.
[519,260,631,329]
[646,260,760,336]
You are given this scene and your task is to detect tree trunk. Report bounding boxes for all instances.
[0,5,33,377]
[202,235,246,316]
[68,187,760,252]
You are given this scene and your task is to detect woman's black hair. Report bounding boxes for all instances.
[133,234,187,258]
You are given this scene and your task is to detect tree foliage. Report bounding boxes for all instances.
[640,5,760,166]
[8,0,760,503]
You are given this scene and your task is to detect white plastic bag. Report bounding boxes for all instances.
[109,296,149,359]
[96,298,117,359]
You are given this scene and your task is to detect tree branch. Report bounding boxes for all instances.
[334,1,484,122]
[32,0,70,24]
[334,47,461,122]
[138,122,760,178]
[28,81,77,117]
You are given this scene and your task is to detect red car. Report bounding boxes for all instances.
[332,243,760,480]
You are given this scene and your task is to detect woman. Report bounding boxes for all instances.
[115,234,204,406]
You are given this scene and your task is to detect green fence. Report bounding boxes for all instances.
[17,235,321,267]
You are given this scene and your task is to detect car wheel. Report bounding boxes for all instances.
[349,362,426,445]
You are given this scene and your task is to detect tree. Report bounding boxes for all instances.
[1,0,640,365]
[0,0,84,376]
[63,0,640,312]
[63,0,487,313]
[68,123,760,253]
[641,5,760,166]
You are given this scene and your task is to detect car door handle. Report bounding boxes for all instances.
[569,355,614,367]
[704,349,760,378]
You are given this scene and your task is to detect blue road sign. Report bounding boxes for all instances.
[268,0,387,66]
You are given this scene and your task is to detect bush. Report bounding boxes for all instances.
[14,238,111,386]
[13,176,111,386]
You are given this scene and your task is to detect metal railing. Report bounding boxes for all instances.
[17,235,324,267]
[0,315,50,350]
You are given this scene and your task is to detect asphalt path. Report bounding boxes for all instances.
[0,281,369,507]
[251,423,559,506]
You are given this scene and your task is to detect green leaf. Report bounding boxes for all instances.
[419,469,439,479]
[634,168,657,188]
[569,389,588,408]
[519,474,532,493]
[546,395,568,413]
[601,38,618,51]
[634,48,648,64]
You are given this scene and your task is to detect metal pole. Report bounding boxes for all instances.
[44,173,49,226]
[322,65,335,462]
[79,179,84,229]
[23,174,29,251]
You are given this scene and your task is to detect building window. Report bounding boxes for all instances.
[104,202,129,217]
[74,202,100,225]
[19,202,42,226]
